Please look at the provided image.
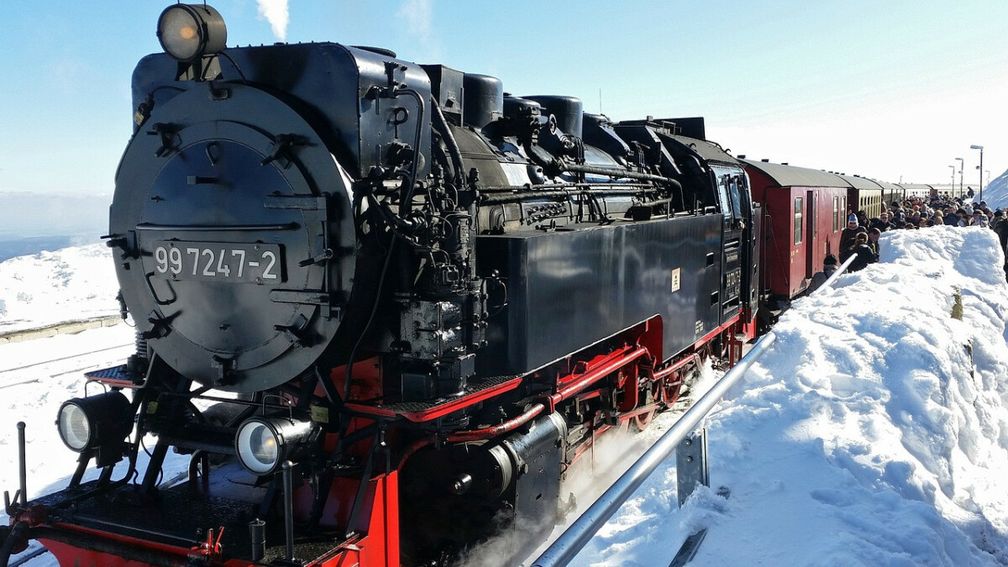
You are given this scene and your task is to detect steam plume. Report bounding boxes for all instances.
[257,0,289,42]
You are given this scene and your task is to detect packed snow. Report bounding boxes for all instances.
[976,168,1008,212]
[2,226,1007,566]
[570,225,1008,566]
[0,243,120,333]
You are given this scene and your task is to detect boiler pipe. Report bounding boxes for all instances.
[555,347,649,400]
[445,346,649,444]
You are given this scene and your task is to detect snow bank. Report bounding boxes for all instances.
[575,226,1008,566]
[975,168,1008,211]
[0,243,120,333]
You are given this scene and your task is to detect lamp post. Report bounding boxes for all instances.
[970,144,984,201]
[955,157,964,198]
[949,164,956,197]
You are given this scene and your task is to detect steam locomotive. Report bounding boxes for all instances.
[1,4,760,566]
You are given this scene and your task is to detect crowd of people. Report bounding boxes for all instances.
[808,193,1008,294]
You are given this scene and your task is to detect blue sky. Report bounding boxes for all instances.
[1,0,1005,196]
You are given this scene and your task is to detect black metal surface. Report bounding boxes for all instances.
[421,64,464,122]
[132,44,432,181]
[399,414,565,565]
[462,73,503,129]
[476,215,723,375]
[524,95,584,138]
[111,82,357,392]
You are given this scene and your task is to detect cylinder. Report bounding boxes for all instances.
[503,96,542,120]
[463,74,504,129]
[525,95,583,138]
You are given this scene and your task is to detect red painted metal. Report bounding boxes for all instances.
[555,346,649,400]
[344,376,523,423]
[36,471,401,566]
[446,403,547,442]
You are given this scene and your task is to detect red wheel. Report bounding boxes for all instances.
[631,409,655,431]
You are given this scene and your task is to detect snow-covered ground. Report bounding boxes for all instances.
[571,225,1008,566]
[2,226,1007,566]
[0,243,120,333]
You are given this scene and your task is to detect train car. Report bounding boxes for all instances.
[742,159,847,301]
[840,175,883,220]
[897,183,935,201]
[875,180,904,209]
[0,6,757,567]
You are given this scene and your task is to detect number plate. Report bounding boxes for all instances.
[152,241,283,284]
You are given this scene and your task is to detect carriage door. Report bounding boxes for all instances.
[805,190,816,279]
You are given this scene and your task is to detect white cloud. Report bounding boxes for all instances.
[257,0,289,42]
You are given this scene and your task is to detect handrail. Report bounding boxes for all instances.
[820,253,857,290]
[530,332,777,567]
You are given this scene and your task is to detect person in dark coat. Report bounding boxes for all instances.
[867,227,881,257]
[847,232,878,272]
[839,214,860,262]
[993,211,1008,282]
[869,212,892,232]
[806,254,838,295]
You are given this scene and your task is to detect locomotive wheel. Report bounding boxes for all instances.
[631,408,655,432]
[661,373,685,406]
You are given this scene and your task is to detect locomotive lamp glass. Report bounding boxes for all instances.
[157,4,227,62]
[236,416,313,474]
[56,391,133,454]
[57,404,91,451]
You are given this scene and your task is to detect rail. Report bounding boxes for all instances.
[531,253,858,566]
[821,253,858,291]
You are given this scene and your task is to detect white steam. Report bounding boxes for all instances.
[395,0,433,42]
[257,0,289,42]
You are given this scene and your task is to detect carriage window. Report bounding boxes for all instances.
[794,197,803,244]
[832,196,839,231]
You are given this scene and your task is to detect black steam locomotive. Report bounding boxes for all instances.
[1,4,758,566]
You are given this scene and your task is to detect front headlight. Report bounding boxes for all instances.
[56,391,134,465]
[157,4,228,62]
[57,402,92,451]
[235,417,313,475]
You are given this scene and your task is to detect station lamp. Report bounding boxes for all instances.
[970,145,984,201]
[157,4,227,62]
[235,416,316,475]
[955,157,964,197]
[56,391,135,467]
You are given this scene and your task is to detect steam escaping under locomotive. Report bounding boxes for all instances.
[1,4,760,566]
